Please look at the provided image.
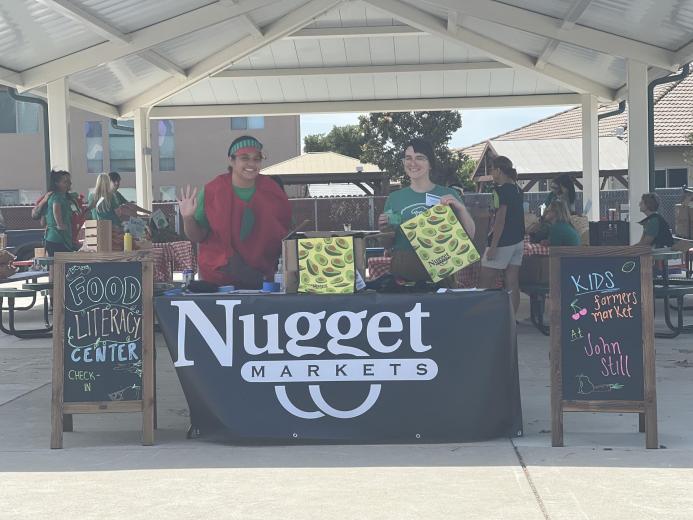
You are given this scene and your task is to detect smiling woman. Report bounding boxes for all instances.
[178,135,292,289]
[377,138,475,285]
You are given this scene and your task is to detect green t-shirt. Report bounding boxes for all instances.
[44,192,73,246]
[548,221,580,246]
[115,190,129,206]
[642,216,659,239]
[384,185,463,251]
[88,193,122,227]
[193,185,256,230]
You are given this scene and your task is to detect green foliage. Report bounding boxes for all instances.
[303,124,365,159]
[303,111,477,190]
[358,111,472,187]
[457,156,478,191]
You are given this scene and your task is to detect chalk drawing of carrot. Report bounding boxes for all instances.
[576,374,624,394]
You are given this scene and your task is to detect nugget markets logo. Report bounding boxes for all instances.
[170,300,438,419]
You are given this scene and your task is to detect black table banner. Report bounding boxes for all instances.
[559,256,644,402]
[63,261,143,403]
[155,291,522,443]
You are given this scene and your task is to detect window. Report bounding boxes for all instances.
[248,116,264,129]
[667,168,688,187]
[158,120,175,171]
[85,121,104,173]
[0,90,39,134]
[20,190,43,205]
[16,101,39,133]
[0,190,20,205]
[0,92,15,133]
[109,120,135,172]
[118,188,136,202]
[159,186,177,201]
[230,116,264,130]
[656,168,688,188]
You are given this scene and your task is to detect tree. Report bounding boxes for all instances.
[303,125,365,159]
[358,111,473,188]
[457,156,478,191]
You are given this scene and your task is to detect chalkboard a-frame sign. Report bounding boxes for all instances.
[50,252,154,449]
[549,246,657,449]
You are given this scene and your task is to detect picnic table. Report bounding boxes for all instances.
[0,270,52,338]
[650,248,693,338]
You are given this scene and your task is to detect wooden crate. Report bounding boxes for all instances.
[84,220,112,252]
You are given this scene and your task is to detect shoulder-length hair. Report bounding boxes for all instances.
[93,173,113,212]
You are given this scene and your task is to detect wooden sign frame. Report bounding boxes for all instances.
[51,251,154,449]
[549,246,657,449]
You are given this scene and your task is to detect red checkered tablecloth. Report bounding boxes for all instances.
[152,241,197,282]
[367,256,392,280]
[523,236,549,256]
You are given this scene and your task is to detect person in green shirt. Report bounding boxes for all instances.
[544,200,581,246]
[44,170,77,255]
[88,173,123,228]
[377,138,475,282]
[177,136,291,287]
[638,193,674,248]
[109,171,151,217]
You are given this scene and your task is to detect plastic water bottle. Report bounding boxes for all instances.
[274,258,285,292]
[182,268,194,288]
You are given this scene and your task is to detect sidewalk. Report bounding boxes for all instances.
[1,295,692,519]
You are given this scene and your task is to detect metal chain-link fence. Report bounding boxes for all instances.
[1,188,686,234]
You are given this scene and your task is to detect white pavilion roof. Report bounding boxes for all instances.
[488,136,628,174]
[0,0,691,119]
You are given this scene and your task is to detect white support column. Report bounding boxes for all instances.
[133,107,153,210]
[627,60,650,244]
[46,78,71,172]
[581,94,600,221]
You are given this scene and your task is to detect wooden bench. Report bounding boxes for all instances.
[653,284,693,339]
[0,287,52,338]
[520,283,550,336]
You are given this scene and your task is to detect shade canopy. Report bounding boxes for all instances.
[0,0,691,119]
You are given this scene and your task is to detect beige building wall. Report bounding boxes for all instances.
[0,132,46,191]
[144,115,300,199]
[0,106,300,199]
[654,146,691,178]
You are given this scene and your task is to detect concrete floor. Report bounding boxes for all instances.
[1,292,692,520]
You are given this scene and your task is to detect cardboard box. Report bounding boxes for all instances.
[283,231,366,293]
[297,236,355,294]
[84,220,112,252]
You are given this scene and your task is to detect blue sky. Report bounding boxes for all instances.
[300,106,572,151]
